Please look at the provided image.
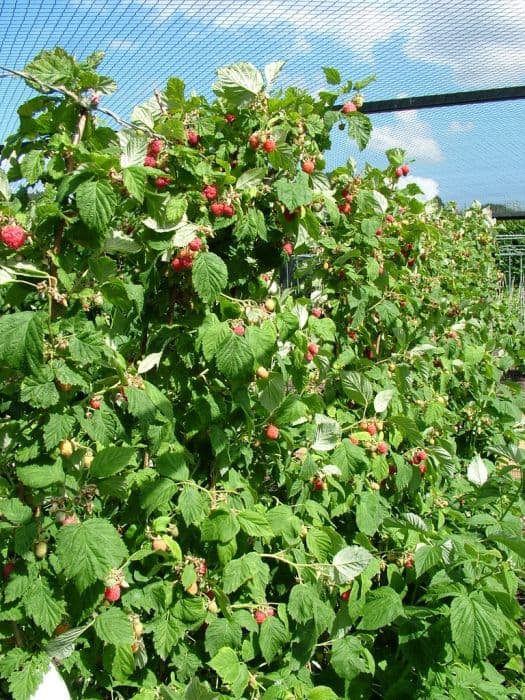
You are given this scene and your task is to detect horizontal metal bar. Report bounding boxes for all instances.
[345,86,525,114]
[493,212,525,220]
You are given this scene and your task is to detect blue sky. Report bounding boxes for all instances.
[0,0,524,209]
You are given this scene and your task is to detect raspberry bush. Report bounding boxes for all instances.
[0,49,524,699]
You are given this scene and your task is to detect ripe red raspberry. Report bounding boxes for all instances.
[262,138,276,153]
[248,134,260,149]
[210,202,225,217]
[156,177,171,188]
[2,562,15,581]
[311,308,323,318]
[313,478,326,491]
[377,441,389,455]
[305,351,314,362]
[404,554,414,569]
[144,155,157,167]
[364,348,374,359]
[302,159,315,174]
[254,610,267,624]
[419,462,427,475]
[148,139,164,155]
[338,203,351,214]
[189,237,202,252]
[376,228,383,236]
[366,423,377,436]
[62,515,79,526]
[196,561,208,576]
[179,254,193,269]
[232,324,245,336]
[395,166,404,178]
[307,342,319,356]
[104,585,121,602]
[388,464,397,475]
[187,130,200,146]
[89,397,101,410]
[222,204,235,217]
[282,242,294,256]
[283,210,295,221]
[386,214,395,223]
[202,184,218,200]
[349,435,359,445]
[347,330,357,341]
[402,164,410,176]
[1,225,27,250]
[342,101,357,114]
[224,113,236,123]
[341,589,351,601]
[265,424,279,440]
[412,449,427,464]
[171,257,183,271]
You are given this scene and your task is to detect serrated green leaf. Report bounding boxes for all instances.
[213,62,264,105]
[331,637,373,680]
[119,131,148,168]
[259,616,288,663]
[216,332,254,379]
[347,111,372,150]
[0,311,44,371]
[55,518,128,591]
[275,172,313,211]
[322,67,341,85]
[450,593,501,662]
[178,484,210,526]
[17,461,64,489]
[8,653,49,700]
[123,167,147,203]
[209,647,250,697]
[237,510,272,538]
[0,168,11,200]
[356,492,389,536]
[205,618,242,658]
[358,587,404,630]
[332,545,374,584]
[24,579,65,635]
[90,446,136,478]
[340,371,373,405]
[20,150,45,184]
[0,498,33,525]
[312,414,341,451]
[94,607,134,646]
[192,252,228,304]
[75,180,117,232]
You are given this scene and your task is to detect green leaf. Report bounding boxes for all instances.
[205,618,242,658]
[123,166,147,203]
[8,653,49,700]
[192,252,228,304]
[213,62,264,105]
[322,67,341,85]
[94,607,134,646]
[119,131,148,168]
[103,643,135,681]
[24,579,65,635]
[275,172,314,211]
[0,498,33,525]
[20,150,45,184]
[55,518,128,591]
[259,374,285,412]
[331,637,373,680]
[216,333,255,379]
[0,311,44,370]
[152,615,184,660]
[307,688,339,700]
[340,371,373,405]
[17,461,64,489]
[90,446,136,478]
[20,372,59,409]
[358,587,405,630]
[389,416,422,443]
[222,552,270,595]
[312,414,341,451]
[0,168,11,200]
[332,545,374,584]
[347,112,373,150]
[43,414,76,450]
[488,532,525,560]
[236,168,267,191]
[450,592,501,662]
[356,492,389,536]
[44,623,93,660]
[237,510,272,538]
[414,543,444,577]
[374,389,395,414]
[75,180,117,232]
[208,647,250,698]
[259,616,288,663]
[178,484,210,526]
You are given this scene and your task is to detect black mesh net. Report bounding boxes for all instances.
[1,0,524,210]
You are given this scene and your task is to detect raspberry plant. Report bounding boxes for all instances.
[0,49,524,699]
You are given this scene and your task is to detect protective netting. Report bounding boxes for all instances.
[1,0,524,209]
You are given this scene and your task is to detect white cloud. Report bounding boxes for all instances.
[369,111,444,163]
[401,176,440,202]
[448,120,475,133]
[108,40,137,50]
